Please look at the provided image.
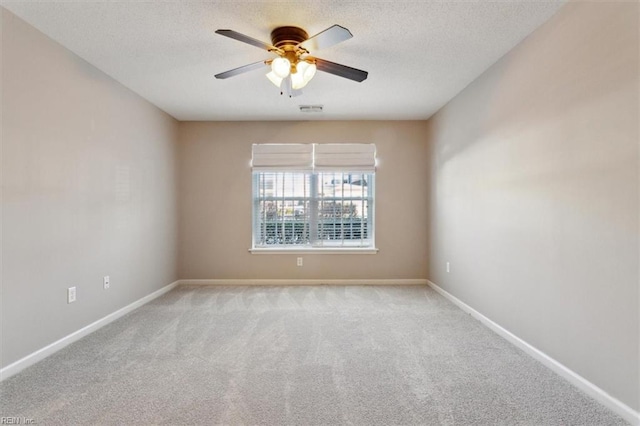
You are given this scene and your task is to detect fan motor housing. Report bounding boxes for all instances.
[270,26,309,49]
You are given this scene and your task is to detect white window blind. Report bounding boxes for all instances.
[251,144,376,251]
[251,144,313,172]
[251,143,376,172]
[314,143,376,172]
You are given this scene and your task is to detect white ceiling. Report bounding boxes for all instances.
[1,1,566,121]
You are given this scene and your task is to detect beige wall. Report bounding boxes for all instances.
[1,9,179,367]
[427,1,639,411]
[178,121,429,280]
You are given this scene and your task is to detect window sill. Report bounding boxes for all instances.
[249,247,379,254]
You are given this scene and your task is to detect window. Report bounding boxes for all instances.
[251,144,376,252]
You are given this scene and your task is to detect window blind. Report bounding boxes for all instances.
[253,171,374,249]
[251,143,376,172]
[314,143,376,172]
[251,144,314,172]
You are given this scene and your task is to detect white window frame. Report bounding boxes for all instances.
[250,144,378,254]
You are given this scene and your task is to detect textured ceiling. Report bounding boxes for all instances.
[1,1,566,121]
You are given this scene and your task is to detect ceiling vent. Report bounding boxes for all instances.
[299,105,323,113]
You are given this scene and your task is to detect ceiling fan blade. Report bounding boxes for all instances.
[215,60,267,79]
[215,29,279,52]
[299,25,353,51]
[314,58,368,82]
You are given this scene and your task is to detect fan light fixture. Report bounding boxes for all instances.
[214,25,368,97]
[268,60,317,90]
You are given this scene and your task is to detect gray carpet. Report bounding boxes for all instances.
[0,285,629,425]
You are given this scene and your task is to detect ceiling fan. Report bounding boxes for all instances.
[214,24,368,97]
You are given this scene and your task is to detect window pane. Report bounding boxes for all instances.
[253,171,374,249]
[316,172,372,247]
[255,172,310,246]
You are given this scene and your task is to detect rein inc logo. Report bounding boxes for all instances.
[0,418,35,425]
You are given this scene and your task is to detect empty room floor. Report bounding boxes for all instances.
[0,285,629,425]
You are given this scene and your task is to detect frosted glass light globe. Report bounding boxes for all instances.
[271,58,291,79]
[291,62,317,89]
[298,61,317,83]
[291,71,306,90]
[266,71,283,87]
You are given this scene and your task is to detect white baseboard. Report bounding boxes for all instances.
[0,280,180,382]
[179,279,428,286]
[427,280,639,426]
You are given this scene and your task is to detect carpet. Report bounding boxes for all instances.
[0,285,629,425]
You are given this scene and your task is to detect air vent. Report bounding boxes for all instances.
[299,105,323,113]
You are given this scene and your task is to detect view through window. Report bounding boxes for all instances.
[253,171,375,249]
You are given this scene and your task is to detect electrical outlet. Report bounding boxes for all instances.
[446,262,450,273]
[67,286,77,303]
[297,257,303,267]
[103,276,110,290]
